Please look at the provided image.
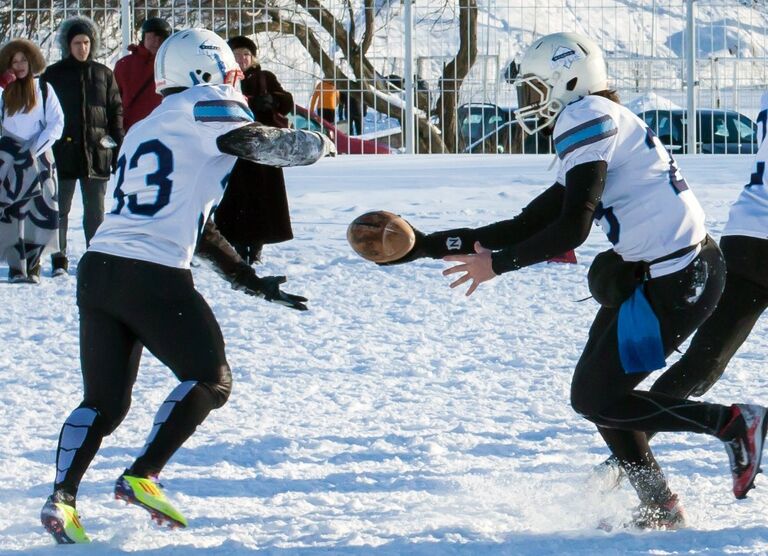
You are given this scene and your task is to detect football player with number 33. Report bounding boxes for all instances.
[369,32,768,528]
[40,29,335,544]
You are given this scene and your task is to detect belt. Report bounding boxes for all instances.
[649,236,708,266]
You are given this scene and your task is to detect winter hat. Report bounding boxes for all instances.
[66,22,94,46]
[141,17,172,41]
[0,39,46,76]
[227,36,257,56]
[57,16,100,57]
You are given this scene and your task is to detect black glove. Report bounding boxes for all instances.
[251,94,275,113]
[376,223,428,266]
[234,272,308,311]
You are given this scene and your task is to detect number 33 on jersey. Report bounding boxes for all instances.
[89,84,254,269]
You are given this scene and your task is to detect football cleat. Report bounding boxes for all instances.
[115,472,188,528]
[721,404,768,499]
[40,493,90,544]
[631,494,686,530]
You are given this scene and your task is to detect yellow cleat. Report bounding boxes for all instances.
[115,473,188,528]
[40,494,91,544]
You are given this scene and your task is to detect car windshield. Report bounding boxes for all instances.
[699,113,756,144]
[733,116,756,140]
[643,111,682,144]
[289,112,323,133]
[459,105,509,142]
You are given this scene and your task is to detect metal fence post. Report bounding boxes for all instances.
[403,0,416,154]
[121,0,132,56]
[686,0,697,154]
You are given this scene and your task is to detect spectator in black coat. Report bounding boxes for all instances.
[214,35,294,265]
[41,16,123,276]
[340,88,366,136]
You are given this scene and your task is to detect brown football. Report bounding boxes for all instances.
[347,211,416,263]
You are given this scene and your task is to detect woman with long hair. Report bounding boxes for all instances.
[0,38,64,283]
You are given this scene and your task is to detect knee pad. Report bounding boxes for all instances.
[570,385,601,420]
[205,363,232,408]
[82,399,130,435]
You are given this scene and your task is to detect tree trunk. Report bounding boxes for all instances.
[434,0,478,153]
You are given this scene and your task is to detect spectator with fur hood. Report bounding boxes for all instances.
[214,35,295,264]
[41,16,123,276]
[114,17,172,131]
[0,38,64,283]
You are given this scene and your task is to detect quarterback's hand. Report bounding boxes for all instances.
[235,273,308,311]
[0,69,17,88]
[443,242,497,296]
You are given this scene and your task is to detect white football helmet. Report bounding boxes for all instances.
[514,32,608,134]
[155,28,243,94]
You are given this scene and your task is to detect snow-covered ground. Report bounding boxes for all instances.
[2,154,768,554]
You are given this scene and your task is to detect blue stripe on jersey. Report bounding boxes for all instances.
[555,115,618,158]
[193,100,254,123]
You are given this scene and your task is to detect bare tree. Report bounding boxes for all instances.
[433,0,477,152]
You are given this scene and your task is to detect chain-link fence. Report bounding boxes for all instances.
[2,0,768,154]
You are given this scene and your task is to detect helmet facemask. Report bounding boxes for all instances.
[513,74,563,135]
[224,67,244,91]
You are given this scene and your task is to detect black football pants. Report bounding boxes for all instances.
[651,235,768,399]
[570,238,729,504]
[53,252,232,497]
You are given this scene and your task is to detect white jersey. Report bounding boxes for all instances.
[554,95,706,277]
[723,91,768,239]
[0,78,64,156]
[88,84,253,268]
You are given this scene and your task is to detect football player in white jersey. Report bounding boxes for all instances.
[383,32,767,528]
[649,92,768,400]
[40,29,334,544]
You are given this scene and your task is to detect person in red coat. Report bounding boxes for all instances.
[113,17,171,131]
[214,35,296,265]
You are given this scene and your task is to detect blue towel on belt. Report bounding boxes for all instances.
[617,285,666,374]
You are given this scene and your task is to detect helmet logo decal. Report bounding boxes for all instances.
[551,45,582,69]
[198,41,220,52]
[211,52,227,81]
[198,39,227,82]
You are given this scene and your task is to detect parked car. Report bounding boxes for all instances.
[457,103,514,146]
[289,105,392,154]
[636,109,759,154]
[457,103,553,154]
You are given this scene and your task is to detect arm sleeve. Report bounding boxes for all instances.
[216,123,334,166]
[195,217,253,283]
[417,183,566,258]
[113,59,129,107]
[33,82,65,156]
[107,70,125,146]
[490,160,607,274]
